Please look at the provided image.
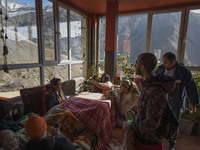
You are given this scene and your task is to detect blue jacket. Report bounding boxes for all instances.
[154,62,199,117]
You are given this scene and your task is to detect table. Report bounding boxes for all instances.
[59,92,115,150]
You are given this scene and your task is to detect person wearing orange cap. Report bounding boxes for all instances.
[24,116,75,150]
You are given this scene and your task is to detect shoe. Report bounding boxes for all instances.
[169,144,176,150]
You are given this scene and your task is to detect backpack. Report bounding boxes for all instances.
[158,104,179,140]
[154,85,179,141]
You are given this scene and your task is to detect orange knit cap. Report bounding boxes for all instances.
[24,116,47,139]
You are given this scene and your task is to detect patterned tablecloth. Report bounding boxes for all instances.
[59,92,114,150]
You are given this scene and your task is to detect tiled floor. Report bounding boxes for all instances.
[110,128,200,150]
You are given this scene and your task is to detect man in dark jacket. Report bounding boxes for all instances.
[154,52,200,150]
[24,116,75,150]
[124,53,175,150]
[0,100,19,132]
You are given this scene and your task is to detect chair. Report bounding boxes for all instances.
[20,85,46,115]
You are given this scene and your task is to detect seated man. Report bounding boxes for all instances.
[40,78,65,116]
[114,79,139,127]
[0,129,20,150]
[0,100,19,132]
[24,116,76,150]
[92,74,113,95]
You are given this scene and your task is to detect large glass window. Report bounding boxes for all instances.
[184,9,200,66]
[98,17,106,73]
[43,0,55,61]
[70,11,83,61]
[99,17,106,61]
[150,12,181,64]
[0,0,38,65]
[71,63,85,78]
[59,6,68,60]
[44,65,69,84]
[0,68,40,94]
[118,14,147,61]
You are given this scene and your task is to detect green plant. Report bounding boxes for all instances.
[193,72,200,94]
[98,54,135,79]
[78,65,102,92]
[180,107,200,123]
[117,54,135,78]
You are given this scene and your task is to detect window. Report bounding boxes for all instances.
[70,11,84,61]
[150,12,181,64]
[43,0,55,61]
[0,0,38,65]
[59,8,87,79]
[59,6,68,60]
[98,17,106,73]
[184,9,200,66]
[118,14,147,61]
[0,68,40,93]
[117,14,148,76]
[71,63,85,78]
[44,65,69,84]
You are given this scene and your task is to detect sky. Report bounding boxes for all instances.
[10,0,51,7]
[191,9,200,14]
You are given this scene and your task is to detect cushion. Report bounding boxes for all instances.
[20,85,46,115]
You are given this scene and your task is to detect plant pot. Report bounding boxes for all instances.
[197,121,200,136]
[84,85,93,91]
[179,119,194,135]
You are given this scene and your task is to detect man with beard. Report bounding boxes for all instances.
[123,53,175,150]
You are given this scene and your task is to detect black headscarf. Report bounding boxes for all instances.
[0,99,16,119]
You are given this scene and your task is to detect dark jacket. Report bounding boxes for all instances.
[23,135,76,150]
[40,84,59,116]
[154,62,200,117]
[0,100,19,132]
[135,75,175,144]
[0,116,19,132]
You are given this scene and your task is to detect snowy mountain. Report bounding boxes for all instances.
[1,0,35,17]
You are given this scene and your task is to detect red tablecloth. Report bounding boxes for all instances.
[59,92,113,150]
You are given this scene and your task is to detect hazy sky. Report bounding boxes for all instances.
[9,0,51,7]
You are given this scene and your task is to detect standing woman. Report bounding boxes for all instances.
[40,78,65,116]
[115,79,139,127]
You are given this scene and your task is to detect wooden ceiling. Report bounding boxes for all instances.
[59,0,200,15]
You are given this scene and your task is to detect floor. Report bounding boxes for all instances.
[110,128,200,150]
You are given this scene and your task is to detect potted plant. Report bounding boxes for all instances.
[179,107,200,135]
[78,65,102,92]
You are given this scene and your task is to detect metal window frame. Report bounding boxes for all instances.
[97,6,200,72]
[0,0,88,85]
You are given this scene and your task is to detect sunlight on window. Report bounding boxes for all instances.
[0,0,38,65]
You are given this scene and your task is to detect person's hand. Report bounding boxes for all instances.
[189,104,196,114]
[106,90,110,97]
[168,97,173,106]
[53,128,61,136]
[92,79,96,85]
[122,122,132,131]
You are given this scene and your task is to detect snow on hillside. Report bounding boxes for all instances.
[1,0,35,17]
[60,21,82,38]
